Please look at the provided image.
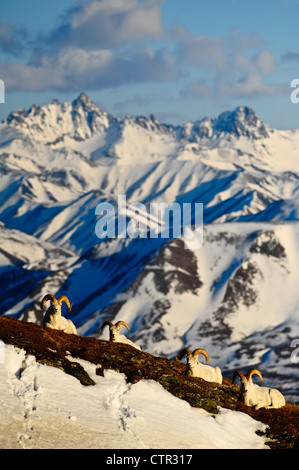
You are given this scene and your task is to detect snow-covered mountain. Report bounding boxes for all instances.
[1,93,299,404]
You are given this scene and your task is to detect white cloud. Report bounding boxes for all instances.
[1,48,113,91]
[47,0,163,50]
[233,50,276,76]
[0,0,174,92]
[215,50,285,99]
[0,1,287,102]
[180,46,285,100]
[217,73,287,99]
[1,45,177,92]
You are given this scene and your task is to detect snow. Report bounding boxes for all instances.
[0,344,268,449]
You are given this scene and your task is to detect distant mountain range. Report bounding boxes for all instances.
[1,93,299,403]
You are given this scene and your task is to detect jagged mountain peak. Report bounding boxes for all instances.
[4,92,101,123]
[214,105,269,139]
[180,105,270,142]
[74,91,92,104]
[72,92,102,114]
[2,92,110,144]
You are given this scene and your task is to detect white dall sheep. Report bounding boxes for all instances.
[99,320,141,350]
[182,348,222,384]
[41,294,77,335]
[232,369,285,410]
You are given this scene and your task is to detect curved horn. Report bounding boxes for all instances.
[115,320,130,332]
[57,295,72,312]
[232,370,246,383]
[183,348,192,356]
[177,348,191,360]
[99,321,114,332]
[246,369,264,383]
[193,348,209,363]
[41,294,57,309]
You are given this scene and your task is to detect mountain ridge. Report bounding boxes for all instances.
[3,94,271,145]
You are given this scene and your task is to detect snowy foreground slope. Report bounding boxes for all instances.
[2,315,299,450]
[1,93,299,411]
[0,343,268,449]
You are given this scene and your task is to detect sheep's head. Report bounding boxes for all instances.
[183,348,209,370]
[232,369,264,392]
[41,294,72,313]
[99,320,130,341]
[41,294,58,311]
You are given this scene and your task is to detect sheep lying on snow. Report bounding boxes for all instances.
[181,348,222,384]
[41,294,77,335]
[99,320,141,350]
[232,368,285,409]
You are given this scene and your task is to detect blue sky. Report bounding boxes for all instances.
[1,0,299,129]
